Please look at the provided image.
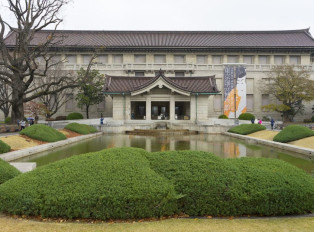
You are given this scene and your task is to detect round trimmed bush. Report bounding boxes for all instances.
[273,125,314,143]
[65,123,97,135]
[0,147,178,220]
[66,112,83,120]
[0,140,11,154]
[4,117,11,124]
[20,124,66,142]
[0,159,20,184]
[238,113,255,121]
[218,114,228,119]
[228,124,266,135]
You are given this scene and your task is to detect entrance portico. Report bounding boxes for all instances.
[104,71,219,122]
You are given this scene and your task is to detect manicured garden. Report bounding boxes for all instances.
[65,123,98,135]
[0,140,11,154]
[0,147,313,220]
[0,158,20,184]
[20,124,67,142]
[228,124,266,135]
[273,125,314,143]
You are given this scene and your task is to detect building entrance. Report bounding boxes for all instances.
[151,102,170,120]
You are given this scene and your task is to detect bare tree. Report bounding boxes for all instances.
[0,79,11,118]
[0,0,77,122]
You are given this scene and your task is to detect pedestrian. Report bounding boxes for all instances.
[258,119,262,125]
[254,118,258,124]
[251,118,254,124]
[270,118,275,130]
[20,119,26,131]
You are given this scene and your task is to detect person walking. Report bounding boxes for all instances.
[270,118,275,130]
[251,118,255,124]
[20,119,26,131]
[258,119,262,125]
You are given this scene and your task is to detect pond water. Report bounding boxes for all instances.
[16,134,314,174]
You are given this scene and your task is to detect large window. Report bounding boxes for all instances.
[65,94,74,111]
[151,102,169,120]
[66,55,76,64]
[262,94,270,111]
[154,55,166,63]
[214,95,222,112]
[82,55,92,64]
[131,102,146,120]
[175,71,185,77]
[274,55,285,65]
[246,94,254,111]
[243,55,253,64]
[212,55,222,64]
[98,55,108,64]
[135,71,145,77]
[196,55,207,64]
[227,55,239,63]
[134,54,146,63]
[175,102,190,120]
[259,55,269,64]
[174,55,185,63]
[290,56,301,64]
[113,54,123,64]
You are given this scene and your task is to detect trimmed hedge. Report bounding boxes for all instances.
[4,117,11,124]
[67,112,83,120]
[0,140,11,154]
[20,124,66,142]
[55,116,67,121]
[228,124,266,135]
[0,159,20,184]
[64,123,97,135]
[238,113,255,121]
[218,114,228,119]
[0,148,313,219]
[0,148,178,220]
[273,125,314,143]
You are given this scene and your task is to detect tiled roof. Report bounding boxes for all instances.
[103,72,219,94]
[4,29,314,48]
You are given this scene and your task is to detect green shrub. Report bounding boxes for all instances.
[20,124,66,142]
[238,113,255,121]
[64,123,97,135]
[66,112,83,120]
[147,151,314,216]
[218,114,228,119]
[0,159,20,184]
[228,124,266,135]
[0,147,178,220]
[312,115,314,122]
[273,125,314,143]
[227,158,314,216]
[0,140,11,154]
[303,119,312,123]
[4,117,11,124]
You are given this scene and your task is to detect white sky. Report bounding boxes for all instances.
[1,0,314,34]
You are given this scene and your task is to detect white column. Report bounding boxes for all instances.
[170,94,175,120]
[146,95,151,120]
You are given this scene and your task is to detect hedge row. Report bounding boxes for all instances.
[66,112,84,120]
[273,125,314,143]
[0,140,11,154]
[228,124,266,135]
[0,148,313,219]
[0,159,20,184]
[20,124,67,142]
[65,123,97,135]
[238,113,255,121]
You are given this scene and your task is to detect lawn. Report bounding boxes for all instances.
[0,215,313,232]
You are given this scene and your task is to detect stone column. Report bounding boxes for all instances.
[146,95,151,120]
[170,94,175,120]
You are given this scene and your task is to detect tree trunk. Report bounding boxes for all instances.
[10,88,25,123]
[86,105,89,119]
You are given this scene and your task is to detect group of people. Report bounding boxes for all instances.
[17,118,35,131]
[251,117,276,130]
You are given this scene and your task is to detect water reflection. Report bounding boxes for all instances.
[16,134,313,174]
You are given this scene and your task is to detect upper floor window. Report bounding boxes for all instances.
[135,71,145,77]
[227,55,239,63]
[212,55,222,64]
[290,56,301,65]
[259,55,269,64]
[82,55,92,64]
[113,54,123,64]
[174,55,185,63]
[274,55,285,65]
[243,55,253,64]
[66,55,76,64]
[196,55,207,64]
[154,55,166,63]
[134,55,146,63]
[175,71,185,77]
[98,55,108,64]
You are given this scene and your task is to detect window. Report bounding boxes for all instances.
[196,55,207,64]
[65,94,74,111]
[214,95,222,112]
[259,55,269,64]
[262,94,270,110]
[227,55,239,63]
[113,54,123,64]
[175,71,185,77]
[66,55,76,64]
[134,54,146,63]
[274,55,284,65]
[82,55,92,64]
[51,55,61,64]
[135,71,145,77]
[154,55,166,63]
[243,55,253,64]
[98,55,108,64]
[246,94,254,111]
[212,55,222,64]
[290,56,301,65]
[174,55,185,63]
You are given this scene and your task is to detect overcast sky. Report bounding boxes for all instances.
[1,0,314,34]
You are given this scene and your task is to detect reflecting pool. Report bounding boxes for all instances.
[16,134,314,174]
